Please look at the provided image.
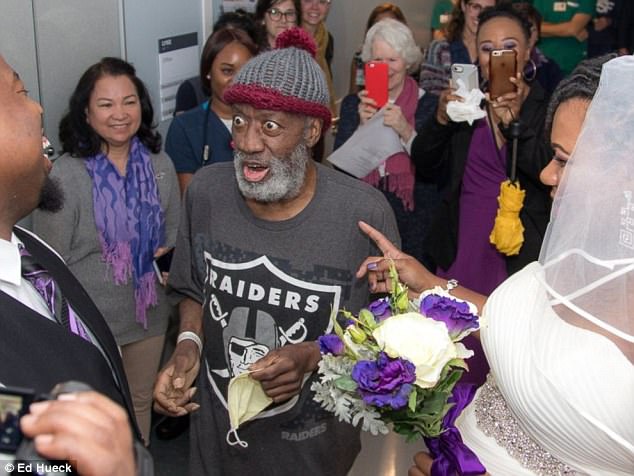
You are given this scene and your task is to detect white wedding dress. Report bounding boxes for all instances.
[456,262,634,475]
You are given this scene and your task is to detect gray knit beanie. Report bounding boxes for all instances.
[224,27,332,128]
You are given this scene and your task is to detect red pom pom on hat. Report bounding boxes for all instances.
[275,27,317,58]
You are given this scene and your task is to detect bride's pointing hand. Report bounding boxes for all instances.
[356,221,434,295]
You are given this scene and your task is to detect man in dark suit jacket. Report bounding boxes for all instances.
[0,53,151,475]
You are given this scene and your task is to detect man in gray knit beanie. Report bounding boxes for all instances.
[155,27,400,476]
[220,27,330,203]
[224,27,332,129]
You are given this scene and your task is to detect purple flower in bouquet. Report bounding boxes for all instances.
[351,352,416,410]
[420,294,479,339]
[318,334,344,356]
[368,298,392,322]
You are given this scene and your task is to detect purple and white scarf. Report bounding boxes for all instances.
[85,136,165,329]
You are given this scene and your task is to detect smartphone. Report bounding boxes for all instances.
[0,386,34,455]
[488,49,517,99]
[451,63,479,91]
[153,248,174,285]
[364,61,389,108]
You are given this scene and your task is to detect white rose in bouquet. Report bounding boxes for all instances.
[373,312,460,388]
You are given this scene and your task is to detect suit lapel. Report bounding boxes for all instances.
[13,227,141,439]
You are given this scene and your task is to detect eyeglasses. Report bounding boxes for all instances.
[267,8,298,22]
[302,0,331,6]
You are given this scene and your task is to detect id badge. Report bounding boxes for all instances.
[554,1,567,12]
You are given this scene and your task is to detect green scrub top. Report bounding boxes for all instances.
[534,0,594,74]
[431,0,454,31]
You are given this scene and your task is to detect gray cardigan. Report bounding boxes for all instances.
[32,151,180,345]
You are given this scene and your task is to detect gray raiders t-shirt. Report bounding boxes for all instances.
[168,162,400,476]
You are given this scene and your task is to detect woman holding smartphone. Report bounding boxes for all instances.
[347,3,407,95]
[334,19,438,266]
[420,0,498,96]
[411,4,552,386]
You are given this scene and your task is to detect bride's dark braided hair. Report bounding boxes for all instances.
[544,53,617,139]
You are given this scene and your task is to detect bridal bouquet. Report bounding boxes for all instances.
[311,265,480,441]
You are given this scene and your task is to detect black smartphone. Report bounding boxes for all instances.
[0,386,34,455]
[153,248,174,285]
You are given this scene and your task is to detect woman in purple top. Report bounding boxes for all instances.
[411,4,552,385]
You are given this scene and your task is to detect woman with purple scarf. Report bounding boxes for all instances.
[32,57,180,445]
[334,18,439,267]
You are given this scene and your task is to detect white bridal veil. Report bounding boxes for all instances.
[529,55,634,464]
[538,55,634,349]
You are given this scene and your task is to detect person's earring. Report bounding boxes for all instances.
[523,59,537,82]
[206,74,211,79]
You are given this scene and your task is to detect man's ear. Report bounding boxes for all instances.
[303,117,323,148]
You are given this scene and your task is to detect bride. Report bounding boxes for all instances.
[357,54,634,475]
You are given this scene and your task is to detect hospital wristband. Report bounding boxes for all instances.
[177,331,202,356]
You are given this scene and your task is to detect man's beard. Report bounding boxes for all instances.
[37,176,64,213]
[233,141,310,203]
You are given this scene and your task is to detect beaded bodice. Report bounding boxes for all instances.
[456,262,634,476]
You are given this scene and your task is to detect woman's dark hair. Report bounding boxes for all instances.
[213,8,259,44]
[476,3,532,43]
[365,3,407,32]
[544,54,615,139]
[446,0,505,43]
[199,27,259,96]
[254,0,302,48]
[446,0,469,43]
[59,57,160,157]
[512,2,542,38]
